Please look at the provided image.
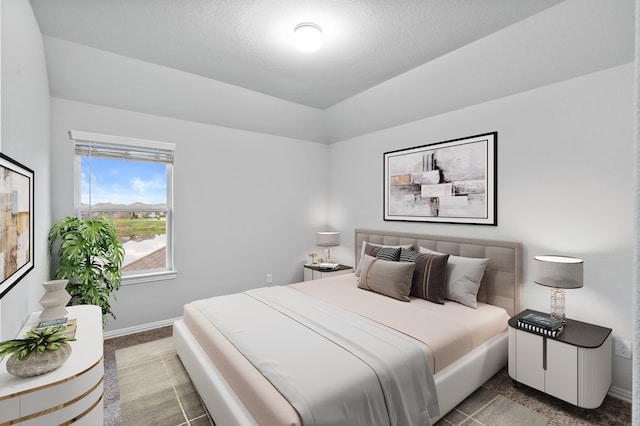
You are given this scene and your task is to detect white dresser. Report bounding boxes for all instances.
[0,305,104,425]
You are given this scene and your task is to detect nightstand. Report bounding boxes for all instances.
[303,264,353,281]
[508,309,612,409]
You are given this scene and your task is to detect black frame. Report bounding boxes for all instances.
[0,152,35,298]
[384,132,497,225]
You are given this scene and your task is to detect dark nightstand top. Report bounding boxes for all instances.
[304,264,352,272]
[509,309,612,349]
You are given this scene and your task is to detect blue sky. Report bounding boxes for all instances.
[81,158,167,205]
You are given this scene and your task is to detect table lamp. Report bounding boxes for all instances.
[316,231,340,263]
[534,255,583,322]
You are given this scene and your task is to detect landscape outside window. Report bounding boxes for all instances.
[79,157,169,275]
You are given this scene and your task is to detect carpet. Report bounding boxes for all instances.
[115,338,214,425]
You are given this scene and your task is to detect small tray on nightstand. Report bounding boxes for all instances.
[304,264,352,272]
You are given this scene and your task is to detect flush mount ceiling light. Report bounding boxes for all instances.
[293,22,323,52]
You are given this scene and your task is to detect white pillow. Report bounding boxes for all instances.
[354,241,414,276]
[419,247,489,308]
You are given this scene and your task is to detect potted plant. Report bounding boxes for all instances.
[48,215,125,326]
[0,325,76,377]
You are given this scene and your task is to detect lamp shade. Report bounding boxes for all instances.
[316,231,340,247]
[534,255,583,289]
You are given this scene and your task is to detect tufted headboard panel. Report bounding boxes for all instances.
[355,229,522,316]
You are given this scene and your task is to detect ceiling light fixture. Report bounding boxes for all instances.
[293,22,323,53]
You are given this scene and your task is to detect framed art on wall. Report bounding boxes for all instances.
[0,153,35,298]
[384,132,497,225]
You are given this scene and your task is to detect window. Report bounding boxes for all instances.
[70,130,176,284]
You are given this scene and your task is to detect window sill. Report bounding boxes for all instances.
[122,270,177,285]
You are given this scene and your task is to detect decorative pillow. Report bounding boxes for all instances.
[354,242,414,276]
[399,248,419,262]
[410,253,449,304]
[357,255,415,302]
[420,247,489,308]
[376,247,401,262]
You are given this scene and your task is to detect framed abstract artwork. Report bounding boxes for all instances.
[384,132,497,225]
[0,153,34,298]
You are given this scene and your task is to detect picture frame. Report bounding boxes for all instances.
[384,132,497,225]
[0,153,35,298]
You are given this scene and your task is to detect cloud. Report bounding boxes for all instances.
[131,177,153,194]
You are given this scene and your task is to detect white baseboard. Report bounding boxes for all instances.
[608,385,632,403]
[103,316,182,339]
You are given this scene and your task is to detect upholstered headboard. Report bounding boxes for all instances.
[355,229,522,316]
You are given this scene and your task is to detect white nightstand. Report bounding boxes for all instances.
[0,305,104,425]
[303,264,353,281]
[508,309,612,409]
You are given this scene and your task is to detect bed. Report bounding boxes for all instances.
[173,229,522,425]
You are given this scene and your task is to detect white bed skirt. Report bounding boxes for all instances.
[173,319,508,425]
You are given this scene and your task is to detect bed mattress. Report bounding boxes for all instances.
[181,273,510,425]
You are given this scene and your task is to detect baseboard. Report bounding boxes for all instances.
[104,316,182,339]
[608,385,632,402]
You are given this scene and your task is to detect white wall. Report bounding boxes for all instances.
[0,0,51,340]
[328,64,634,395]
[49,98,329,333]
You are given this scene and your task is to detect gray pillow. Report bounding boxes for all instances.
[420,247,489,308]
[357,255,415,302]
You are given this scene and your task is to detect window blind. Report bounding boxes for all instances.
[69,130,175,164]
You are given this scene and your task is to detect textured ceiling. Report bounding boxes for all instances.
[29,0,562,109]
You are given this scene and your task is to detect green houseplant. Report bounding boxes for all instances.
[0,325,76,377]
[48,215,125,325]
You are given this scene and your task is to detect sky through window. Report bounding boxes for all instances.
[80,158,166,205]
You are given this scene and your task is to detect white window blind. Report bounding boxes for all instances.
[70,130,175,164]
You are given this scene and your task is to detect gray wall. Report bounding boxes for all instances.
[0,0,52,339]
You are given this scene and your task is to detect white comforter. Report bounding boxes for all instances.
[193,286,439,426]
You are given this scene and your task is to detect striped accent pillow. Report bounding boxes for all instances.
[399,248,418,262]
[410,253,449,304]
[376,247,401,262]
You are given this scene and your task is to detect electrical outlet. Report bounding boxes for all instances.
[266,273,273,284]
[614,337,632,359]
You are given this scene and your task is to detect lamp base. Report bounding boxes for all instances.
[324,247,333,263]
[550,287,565,323]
